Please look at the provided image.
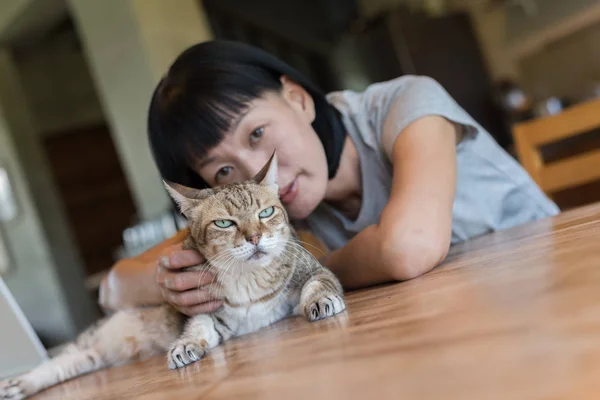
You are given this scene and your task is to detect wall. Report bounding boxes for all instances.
[519,20,600,101]
[0,0,66,47]
[0,113,75,345]
[131,0,213,81]
[69,0,213,220]
[0,51,98,346]
[0,1,28,40]
[506,0,600,43]
[13,27,105,135]
[464,5,519,80]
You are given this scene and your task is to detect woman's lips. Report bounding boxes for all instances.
[279,177,299,205]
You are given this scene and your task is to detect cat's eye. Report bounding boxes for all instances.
[214,219,235,228]
[215,166,233,182]
[259,206,274,219]
[249,127,264,144]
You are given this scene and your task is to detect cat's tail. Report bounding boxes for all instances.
[1,305,183,400]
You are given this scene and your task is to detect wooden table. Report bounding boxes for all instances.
[34,204,600,399]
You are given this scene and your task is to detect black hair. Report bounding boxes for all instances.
[148,40,346,189]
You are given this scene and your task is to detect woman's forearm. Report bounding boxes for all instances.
[99,229,189,311]
[99,258,163,311]
[323,223,445,290]
[323,225,392,289]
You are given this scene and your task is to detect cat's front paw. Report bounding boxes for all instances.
[167,339,208,369]
[0,379,28,400]
[305,294,345,322]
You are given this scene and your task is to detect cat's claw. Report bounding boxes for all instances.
[168,340,207,369]
[0,379,26,400]
[306,294,345,322]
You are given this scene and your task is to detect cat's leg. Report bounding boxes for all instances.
[47,341,80,358]
[0,318,110,400]
[167,314,230,369]
[1,306,182,399]
[297,268,346,322]
[1,348,104,400]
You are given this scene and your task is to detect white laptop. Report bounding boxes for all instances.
[0,276,48,379]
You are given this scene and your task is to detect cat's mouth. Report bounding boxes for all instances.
[248,248,268,261]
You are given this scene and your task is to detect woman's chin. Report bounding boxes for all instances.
[287,200,319,220]
[283,176,327,220]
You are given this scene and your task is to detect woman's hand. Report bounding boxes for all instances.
[99,229,223,316]
[155,243,223,316]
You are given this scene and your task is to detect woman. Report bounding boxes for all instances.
[99,40,559,316]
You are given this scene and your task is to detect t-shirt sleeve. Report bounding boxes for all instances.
[363,75,480,160]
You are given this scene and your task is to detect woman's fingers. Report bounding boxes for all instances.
[98,275,114,312]
[159,247,206,270]
[165,287,216,307]
[179,301,224,317]
[154,242,219,315]
[156,243,205,271]
[157,267,216,292]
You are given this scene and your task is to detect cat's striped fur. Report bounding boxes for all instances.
[0,153,345,400]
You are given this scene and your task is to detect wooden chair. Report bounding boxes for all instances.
[512,98,600,196]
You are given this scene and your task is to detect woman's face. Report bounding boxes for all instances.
[192,78,329,220]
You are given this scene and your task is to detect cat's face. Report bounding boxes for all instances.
[165,153,291,270]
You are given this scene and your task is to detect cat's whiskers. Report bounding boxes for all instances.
[285,241,322,269]
[212,253,243,301]
[278,244,316,273]
[201,250,237,287]
[192,261,221,292]
[290,238,327,257]
[269,245,304,277]
[193,250,242,303]
[204,251,235,274]
[241,248,296,314]
[258,235,291,258]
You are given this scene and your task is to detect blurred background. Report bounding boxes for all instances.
[0,0,599,348]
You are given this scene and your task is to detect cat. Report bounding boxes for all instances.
[0,153,345,400]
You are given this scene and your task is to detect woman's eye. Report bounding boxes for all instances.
[215,166,233,182]
[214,220,235,228]
[259,206,275,219]
[249,127,264,144]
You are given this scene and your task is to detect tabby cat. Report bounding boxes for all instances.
[0,153,345,400]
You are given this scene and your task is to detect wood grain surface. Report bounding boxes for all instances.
[32,203,600,400]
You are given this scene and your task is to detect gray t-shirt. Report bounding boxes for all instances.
[305,75,559,251]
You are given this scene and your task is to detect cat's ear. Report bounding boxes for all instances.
[252,151,278,191]
[163,181,212,218]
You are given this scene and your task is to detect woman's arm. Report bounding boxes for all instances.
[323,115,458,289]
[98,229,188,310]
[99,228,221,315]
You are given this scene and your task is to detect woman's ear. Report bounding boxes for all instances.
[280,75,315,123]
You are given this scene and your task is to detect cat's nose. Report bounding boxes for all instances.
[246,233,262,245]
